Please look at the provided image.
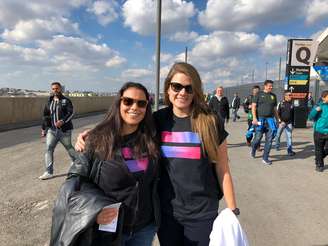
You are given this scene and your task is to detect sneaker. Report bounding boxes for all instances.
[287,151,296,156]
[315,166,324,172]
[38,172,53,180]
[262,159,272,165]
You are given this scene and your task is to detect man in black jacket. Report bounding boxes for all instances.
[39,82,77,180]
[209,86,230,124]
[274,92,295,156]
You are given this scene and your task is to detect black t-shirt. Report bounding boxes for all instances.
[252,91,277,118]
[120,132,156,230]
[153,107,228,220]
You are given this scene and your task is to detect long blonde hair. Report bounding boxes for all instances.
[164,62,221,162]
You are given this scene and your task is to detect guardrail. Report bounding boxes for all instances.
[0,96,115,131]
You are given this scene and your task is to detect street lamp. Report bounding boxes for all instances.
[154,0,162,111]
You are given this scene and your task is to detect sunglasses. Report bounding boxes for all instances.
[121,97,148,108]
[170,82,193,94]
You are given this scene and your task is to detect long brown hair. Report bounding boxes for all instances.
[87,82,158,160]
[164,62,222,162]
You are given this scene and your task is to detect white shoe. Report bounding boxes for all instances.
[38,172,53,180]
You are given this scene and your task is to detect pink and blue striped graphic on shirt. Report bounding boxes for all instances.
[121,147,149,172]
[161,131,201,159]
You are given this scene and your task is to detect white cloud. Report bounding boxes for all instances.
[0,0,90,28]
[262,34,288,56]
[191,31,261,61]
[87,0,119,26]
[198,0,307,31]
[106,55,127,67]
[152,52,174,63]
[2,17,79,43]
[306,0,328,24]
[122,0,196,36]
[0,42,48,65]
[169,31,198,42]
[0,34,126,74]
[121,68,153,79]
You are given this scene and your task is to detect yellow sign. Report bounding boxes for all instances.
[289,80,308,85]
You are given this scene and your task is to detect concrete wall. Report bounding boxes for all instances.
[0,96,115,131]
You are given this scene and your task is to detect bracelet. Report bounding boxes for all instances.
[232,208,240,216]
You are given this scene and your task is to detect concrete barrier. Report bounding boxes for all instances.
[0,96,115,131]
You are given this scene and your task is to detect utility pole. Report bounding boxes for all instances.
[278,57,282,82]
[154,0,162,111]
[265,62,268,80]
[185,46,188,63]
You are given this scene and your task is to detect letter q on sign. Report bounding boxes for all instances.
[290,39,318,67]
[296,47,311,65]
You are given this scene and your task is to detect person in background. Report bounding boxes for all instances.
[231,92,241,122]
[308,90,328,172]
[251,80,279,165]
[39,82,77,180]
[244,86,260,146]
[307,92,314,116]
[209,86,230,124]
[274,92,295,156]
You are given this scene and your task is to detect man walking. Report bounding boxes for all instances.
[231,92,241,122]
[251,80,279,165]
[209,86,230,124]
[275,92,295,156]
[39,82,77,180]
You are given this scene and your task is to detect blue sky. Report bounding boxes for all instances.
[0,0,327,93]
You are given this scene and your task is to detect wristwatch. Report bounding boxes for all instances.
[232,208,240,216]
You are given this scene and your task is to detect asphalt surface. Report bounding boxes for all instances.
[0,113,327,246]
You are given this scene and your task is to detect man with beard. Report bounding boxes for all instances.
[39,82,77,180]
[251,80,279,165]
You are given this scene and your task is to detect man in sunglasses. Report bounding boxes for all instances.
[209,86,230,124]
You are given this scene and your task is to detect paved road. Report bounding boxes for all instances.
[0,113,327,246]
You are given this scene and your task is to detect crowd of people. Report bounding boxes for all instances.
[39,62,325,246]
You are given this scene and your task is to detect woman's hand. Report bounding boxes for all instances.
[74,129,90,152]
[96,207,119,225]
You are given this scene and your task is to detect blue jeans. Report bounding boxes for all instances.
[45,129,77,174]
[275,123,293,152]
[122,223,157,246]
[251,120,275,161]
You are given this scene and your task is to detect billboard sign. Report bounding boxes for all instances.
[290,39,319,66]
[286,66,310,99]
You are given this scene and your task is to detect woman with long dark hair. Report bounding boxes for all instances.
[50,82,160,246]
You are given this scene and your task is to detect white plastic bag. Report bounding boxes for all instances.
[209,208,249,246]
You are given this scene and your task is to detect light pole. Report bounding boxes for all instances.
[185,46,188,63]
[278,57,282,82]
[154,0,162,111]
[265,62,268,80]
